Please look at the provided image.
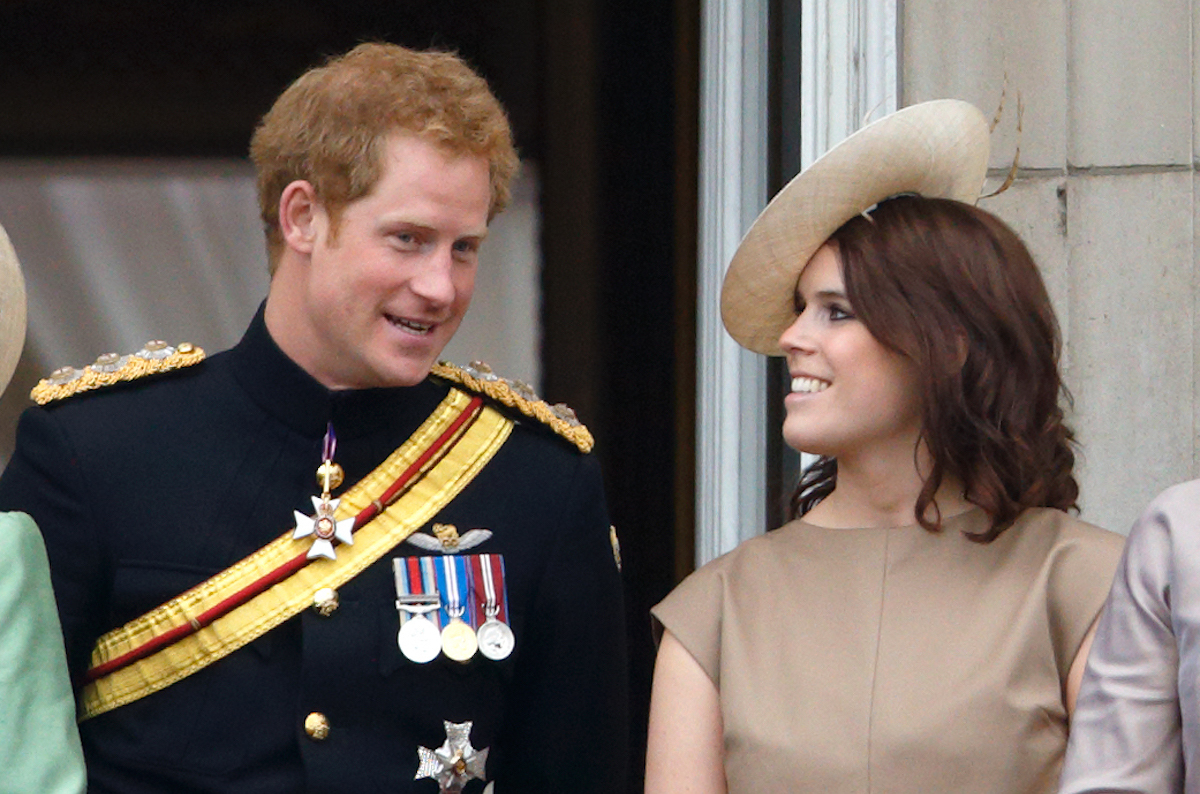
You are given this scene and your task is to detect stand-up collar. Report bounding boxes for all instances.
[226,305,446,441]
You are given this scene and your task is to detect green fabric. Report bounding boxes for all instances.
[0,511,85,794]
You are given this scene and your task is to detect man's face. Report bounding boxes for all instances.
[286,134,491,390]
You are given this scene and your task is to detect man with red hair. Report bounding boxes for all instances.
[0,43,628,793]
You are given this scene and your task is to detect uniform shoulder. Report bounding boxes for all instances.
[30,341,206,406]
[430,360,593,453]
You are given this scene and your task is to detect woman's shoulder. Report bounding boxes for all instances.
[1117,479,1200,575]
[1006,506,1125,558]
[1141,478,1200,522]
[1006,508,1125,625]
[651,523,820,683]
[0,511,46,562]
[996,508,1125,598]
[688,520,817,579]
[656,521,805,602]
[657,520,849,622]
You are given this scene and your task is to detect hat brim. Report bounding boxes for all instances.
[0,223,27,395]
[720,99,991,355]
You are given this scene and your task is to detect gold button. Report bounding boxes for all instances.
[312,588,339,617]
[316,461,344,491]
[304,712,330,740]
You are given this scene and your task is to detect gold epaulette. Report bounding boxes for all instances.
[431,361,594,453]
[31,341,205,406]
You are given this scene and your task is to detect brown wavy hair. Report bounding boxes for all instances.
[250,42,519,272]
[790,195,1078,542]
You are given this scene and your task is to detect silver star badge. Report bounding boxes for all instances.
[415,720,489,793]
[293,495,354,560]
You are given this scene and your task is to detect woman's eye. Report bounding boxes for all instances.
[828,305,854,321]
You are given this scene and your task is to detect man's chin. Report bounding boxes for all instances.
[371,354,439,389]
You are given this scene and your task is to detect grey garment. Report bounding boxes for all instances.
[0,511,86,794]
[1059,479,1200,794]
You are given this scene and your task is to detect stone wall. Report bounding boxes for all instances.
[903,0,1197,534]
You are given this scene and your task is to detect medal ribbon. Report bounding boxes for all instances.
[469,554,509,624]
[322,422,337,464]
[393,557,442,628]
[436,555,471,627]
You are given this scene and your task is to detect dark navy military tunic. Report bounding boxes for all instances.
[0,308,628,793]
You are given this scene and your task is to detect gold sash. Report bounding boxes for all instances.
[80,389,513,721]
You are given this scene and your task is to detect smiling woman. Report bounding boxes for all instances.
[778,244,924,475]
[645,101,1126,794]
[790,196,1083,539]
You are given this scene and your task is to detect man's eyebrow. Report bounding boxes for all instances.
[382,219,489,240]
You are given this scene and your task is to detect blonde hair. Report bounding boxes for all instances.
[250,42,519,271]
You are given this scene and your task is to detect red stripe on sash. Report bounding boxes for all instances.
[83,396,484,685]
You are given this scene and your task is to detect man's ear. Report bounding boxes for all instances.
[279,180,321,255]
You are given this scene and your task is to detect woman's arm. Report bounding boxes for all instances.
[1059,495,1185,793]
[645,630,727,794]
[1064,617,1099,717]
[0,513,86,794]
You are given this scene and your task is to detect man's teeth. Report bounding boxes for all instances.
[791,376,829,394]
[392,317,433,334]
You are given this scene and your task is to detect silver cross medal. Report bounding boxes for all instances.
[415,721,489,793]
[293,423,354,561]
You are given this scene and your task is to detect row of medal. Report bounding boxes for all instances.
[393,553,515,664]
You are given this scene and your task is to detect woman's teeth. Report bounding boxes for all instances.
[791,376,829,394]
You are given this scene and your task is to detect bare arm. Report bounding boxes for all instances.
[1064,616,1099,718]
[645,630,727,794]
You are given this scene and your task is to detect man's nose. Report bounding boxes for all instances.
[408,248,457,305]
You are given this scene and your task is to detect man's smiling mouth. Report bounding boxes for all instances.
[386,314,435,335]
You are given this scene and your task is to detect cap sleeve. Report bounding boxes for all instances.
[650,558,731,686]
[1044,514,1126,679]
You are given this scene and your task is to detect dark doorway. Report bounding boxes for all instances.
[540,2,699,788]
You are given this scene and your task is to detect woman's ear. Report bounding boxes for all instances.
[279,180,321,255]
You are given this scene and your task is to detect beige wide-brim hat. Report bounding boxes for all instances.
[721,99,991,355]
[0,222,27,394]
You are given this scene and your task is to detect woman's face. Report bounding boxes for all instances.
[778,243,924,460]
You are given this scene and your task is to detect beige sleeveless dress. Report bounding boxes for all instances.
[652,507,1124,794]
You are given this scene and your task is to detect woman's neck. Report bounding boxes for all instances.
[803,444,974,529]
